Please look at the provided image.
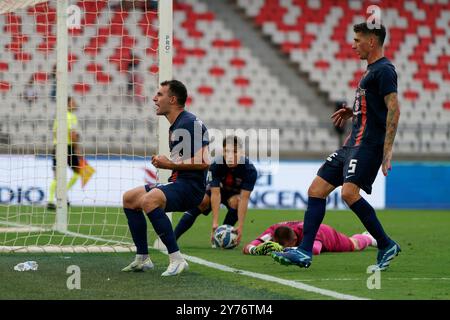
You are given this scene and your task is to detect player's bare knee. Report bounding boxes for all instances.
[341,188,359,206]
[308,177,335,198]
[123,190,138,209]
[228,196,239,209]
[141,190,165,213]
[308,184,326,198]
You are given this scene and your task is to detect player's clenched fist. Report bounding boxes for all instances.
[151,155,174,170]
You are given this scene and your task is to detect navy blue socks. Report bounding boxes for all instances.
[223,208,238,226]
[298,197,327,253]
[124,208,148,254]
[350,197,390,249]
[147,207,179,254]
[174,207,202,240]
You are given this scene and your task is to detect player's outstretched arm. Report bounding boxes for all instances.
[382,92,400,176]
[210,187,221,241]
[235,190,251,244]
[244,241,284,255]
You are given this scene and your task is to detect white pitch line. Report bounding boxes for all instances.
[0,220,132,246]
[62,230,133,246]
[294,278,450,282]
[182,254,369,300]
[0,220,51,232]
[0,225,368,300]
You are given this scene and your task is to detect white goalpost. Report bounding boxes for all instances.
[0,0,173,253]
[154,0,172,251]
[55,0,68,233]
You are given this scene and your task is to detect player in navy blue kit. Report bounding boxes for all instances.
[174,136,257,246]
[121,80,209,276]
[273,23,401,272]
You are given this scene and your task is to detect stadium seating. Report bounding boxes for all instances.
[236,0,450,154]
[0,0,338,155]
[1,0,449,155]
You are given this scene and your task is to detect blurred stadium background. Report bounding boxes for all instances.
[0,0,449,300]
[1,0,449,158]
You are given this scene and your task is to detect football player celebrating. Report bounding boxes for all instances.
[121,80,209,276]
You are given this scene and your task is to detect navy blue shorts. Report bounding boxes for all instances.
[206,186,238,204]
[317,145,383,194]
[198,185,239,216]
[144,179,205,213]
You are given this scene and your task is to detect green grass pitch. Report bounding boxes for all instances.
[1,206,450,300]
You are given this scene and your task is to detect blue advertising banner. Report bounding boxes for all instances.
[386,162,450,209]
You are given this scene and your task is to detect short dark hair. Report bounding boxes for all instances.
[160,80,187,106]
[353,22,386,46]
[223,135,243,150]
[273,226,295,246]
[68,96,73,104]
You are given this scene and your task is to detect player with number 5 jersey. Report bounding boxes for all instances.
[272,22,401,272]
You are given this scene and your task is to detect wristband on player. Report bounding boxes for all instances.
[248,245,257,255]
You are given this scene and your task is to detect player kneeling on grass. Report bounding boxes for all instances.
[174,136,257,246]
[243,221,377,256]
[121,80,209,276]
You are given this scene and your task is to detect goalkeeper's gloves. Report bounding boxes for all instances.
[250,241,284,255]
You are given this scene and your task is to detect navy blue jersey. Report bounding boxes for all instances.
[345,57,397,147]
[209,156,257,194]
[168,111,209,185]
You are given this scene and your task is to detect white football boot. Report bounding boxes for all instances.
[161,259,189,277]
[121,257,154,272]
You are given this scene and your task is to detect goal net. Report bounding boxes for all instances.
[0,0,171,253]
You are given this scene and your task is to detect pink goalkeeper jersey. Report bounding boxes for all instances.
[249,221,354,254]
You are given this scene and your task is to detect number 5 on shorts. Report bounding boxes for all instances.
[348,159,358,174]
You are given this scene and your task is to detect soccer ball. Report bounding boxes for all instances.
[213,224,238,249]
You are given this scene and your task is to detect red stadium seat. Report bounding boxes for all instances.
[33,72,48,83]
[230,58,246,68]
[86,63,103,73]
[233,77,250,87]
[96,72,111,84]
[73,83,91,94]
[173,55,186,66]
[212,39,241,49]
[423,82,439,91]
[209,66,225,77]
[14,52,32,62]
[0,62,9,71]
[237,96,254,107]
[4,13,21,34]
[403,90,419,101]
[5,42,22,53]
[68,53,78,72]
[314,60,330,70]
[0,81,11,92]
[12,34,29,44]
[37,35,56,54]
[190,48,206,58]
[197,86,214,96]
[148,65,159,74]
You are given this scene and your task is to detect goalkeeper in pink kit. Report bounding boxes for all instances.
[243,221,376,256]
